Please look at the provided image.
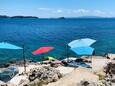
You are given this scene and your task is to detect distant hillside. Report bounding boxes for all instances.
[0,15,10,18]
[11,16,38,19]
[0,15,39,19]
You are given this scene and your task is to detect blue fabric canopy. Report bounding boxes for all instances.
[68,38,96,48]
[71,46,94,56]
[0,42,22,49]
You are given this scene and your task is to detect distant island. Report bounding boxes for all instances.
[11,16,38,19]
[0,15,10,18]
[0,15,65,19]
[0,15,39,19]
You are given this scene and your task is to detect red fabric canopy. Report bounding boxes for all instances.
[32,46,54,55]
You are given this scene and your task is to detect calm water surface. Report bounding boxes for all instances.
[0,18,115,63]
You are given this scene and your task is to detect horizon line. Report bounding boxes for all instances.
[1,15,115,18]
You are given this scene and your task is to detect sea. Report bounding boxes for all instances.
[0,18,115,63]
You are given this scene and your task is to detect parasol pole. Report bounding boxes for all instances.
[41,53,44,61]
[22,45,26,73]
[66,44,69,62]
[91,50,95,68]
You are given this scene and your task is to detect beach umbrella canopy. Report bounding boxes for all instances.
[44,56,57,61]
[68,38,96,48]
[0,42,22,49]
[32,46,54,55]
[71,46,94,56]
[0,42,27,72]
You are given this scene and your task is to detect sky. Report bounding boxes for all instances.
[0,0,115,18]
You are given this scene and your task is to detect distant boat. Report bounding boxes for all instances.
[58,17,65,19]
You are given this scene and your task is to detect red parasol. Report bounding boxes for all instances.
[32,46,54,55]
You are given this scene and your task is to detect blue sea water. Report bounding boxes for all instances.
[0,18,115,63]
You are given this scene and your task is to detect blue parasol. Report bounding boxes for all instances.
[0,42,27,72]
[71,46,94,56]
[68,38,96,48]
[0,42,22,49]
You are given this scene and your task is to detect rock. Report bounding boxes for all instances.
[107,53,115,60]
[40,71,59,83]
[96,72,106,80]
[27,79,41,86]
[28,66,62,85]
[50,63,59,68]
[77,80,112,86]
[104,61,115,82]
[18,79,30,86]
[76,80,97,86]
[0,80,7,86]
[98,80,112,86]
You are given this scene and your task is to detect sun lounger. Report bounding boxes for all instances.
[0,66,19,82]
[68,61,91,68]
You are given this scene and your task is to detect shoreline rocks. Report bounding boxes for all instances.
[104,60,115,82]
[0,80,7,86]
[0,60,35,68]
[27,66,62,86]
[76,80,112,86]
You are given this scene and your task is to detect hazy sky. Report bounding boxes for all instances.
[0,0,115,18]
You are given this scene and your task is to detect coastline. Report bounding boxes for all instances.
[0,55,114,86]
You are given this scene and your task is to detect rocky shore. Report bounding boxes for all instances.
[0,56,115,86]
[0,60,36,68]
[76,60,115,86]
[0,66,63,86]
[27,66,62,86]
